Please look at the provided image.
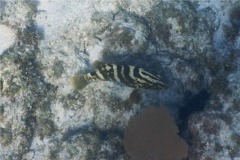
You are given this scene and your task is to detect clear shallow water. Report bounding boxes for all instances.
[0,1,240,159]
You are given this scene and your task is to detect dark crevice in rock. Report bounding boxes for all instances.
[178,89,210,140]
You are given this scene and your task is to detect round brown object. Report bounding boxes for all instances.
[124,107,188,160]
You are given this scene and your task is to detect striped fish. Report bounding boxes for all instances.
[71,60,167,90]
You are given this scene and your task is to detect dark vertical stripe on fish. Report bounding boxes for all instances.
[115,65,126,83]
[123,66,137,87]
[105,64,115,81]
[119,65,132,86]
[140,69,165,85]
[133,67,153,84]
[140,70,161,81]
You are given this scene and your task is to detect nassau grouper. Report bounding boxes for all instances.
[71,60,167,90]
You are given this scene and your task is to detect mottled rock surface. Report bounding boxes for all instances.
[0,0,240,159]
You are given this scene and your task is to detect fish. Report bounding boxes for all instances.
[71,60,167,90]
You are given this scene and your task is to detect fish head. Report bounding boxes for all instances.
[92,60,105,70]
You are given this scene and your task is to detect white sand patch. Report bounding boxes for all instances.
[23,136,51,160]
[0,25,16,55]
[88,43,104,64]
[51,99,94,130]
[37,0,118,43]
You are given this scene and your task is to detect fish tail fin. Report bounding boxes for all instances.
[70,74,90,91]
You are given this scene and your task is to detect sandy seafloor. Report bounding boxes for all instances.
[1,0,240,159]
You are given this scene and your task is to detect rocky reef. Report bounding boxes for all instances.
[0,0,240,159]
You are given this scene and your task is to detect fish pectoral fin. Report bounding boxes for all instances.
[128,89,141,104]
[70,74,90,91]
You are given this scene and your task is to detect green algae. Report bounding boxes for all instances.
[52,60,64,78]
[4,81,21,96]
[0,78,3,91]
[223,5,240,42]
[49,148,61,160]
[60,125,125,159]
[66,146,79,159]
[0,127,12,145]
[37,118,57,139]
[0,105,4,116]
[59,92,86,110]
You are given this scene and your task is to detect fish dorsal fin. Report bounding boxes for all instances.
[92,60,104,70]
